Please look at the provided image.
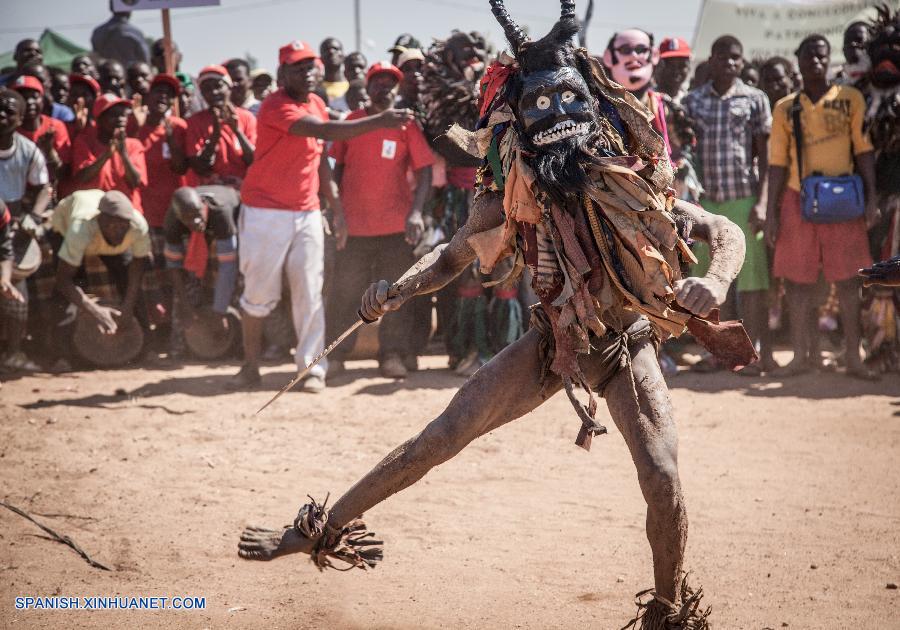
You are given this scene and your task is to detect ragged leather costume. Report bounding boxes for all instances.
[859,5,900,372]
[456,0,754,449]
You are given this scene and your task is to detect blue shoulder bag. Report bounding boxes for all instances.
[791,94,865,224]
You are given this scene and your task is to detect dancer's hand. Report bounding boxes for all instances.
[859,256,900,288]
[674,277,727,318]
[360,280,404,322]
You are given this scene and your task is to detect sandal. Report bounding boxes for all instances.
[690,357,720,373]
[736,363,763,377]
[773,360,812,378]
[622,572,711,629]
[295,494,383,571]
[846,366,881,382]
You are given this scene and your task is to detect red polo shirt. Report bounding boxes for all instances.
[240,89,327,211]
[184,107,257,188]
[71,126,148,213]
[330,109,434,236]
[17,115,72,166]
[129,116,188,228]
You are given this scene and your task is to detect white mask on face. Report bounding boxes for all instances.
[602,29,660,92]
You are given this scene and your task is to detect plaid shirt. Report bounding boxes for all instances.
[683,79,772,202]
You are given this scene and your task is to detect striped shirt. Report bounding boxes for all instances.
[683,79,772,202]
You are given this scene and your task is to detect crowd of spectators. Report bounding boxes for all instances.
[0,5,897,388]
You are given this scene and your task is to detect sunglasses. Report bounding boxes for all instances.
[614,44,651,57]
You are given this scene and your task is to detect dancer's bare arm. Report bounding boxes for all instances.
[360,191,504,321]
[671,199,746,317]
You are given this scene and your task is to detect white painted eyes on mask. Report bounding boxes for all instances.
[536,95,551,110]
[561,90,575,103]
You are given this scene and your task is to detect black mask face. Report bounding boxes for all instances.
[869,19,900,89]
[516,67,594,147]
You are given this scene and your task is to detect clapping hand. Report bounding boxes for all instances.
[36,126,55,153]
[73,97,89,132]
[131,92,147,127]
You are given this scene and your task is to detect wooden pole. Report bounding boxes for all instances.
[162,8,175,74]
[161,8,179,116]
[354,0,361,53]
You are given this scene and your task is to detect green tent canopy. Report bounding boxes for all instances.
[0,29,89,72]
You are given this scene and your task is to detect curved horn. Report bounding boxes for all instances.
[489,0,529,53]
[560,0,577,21]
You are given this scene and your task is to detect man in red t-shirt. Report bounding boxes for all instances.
[327,62,434,379]
[58,74,100,201]
[13,75,71,187]
[71,93,147,213]
[127,74,188,229]
[185,65,256,188]
[231,40,413,389]
[65,74,100,143]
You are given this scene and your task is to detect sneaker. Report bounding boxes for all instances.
[1,351,40,373]
[49,358,73,374]
[261,344,289,363]
[379,355,408,379]
[402,354,419,372]
[300,374,326,393]
[326,360,346,381]
[228,364,261,389]
[454,352,486,377]
[658,351,678,377]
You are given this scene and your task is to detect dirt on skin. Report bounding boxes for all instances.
[0,352,898,629]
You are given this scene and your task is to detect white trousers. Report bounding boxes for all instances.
[239,205,326,376]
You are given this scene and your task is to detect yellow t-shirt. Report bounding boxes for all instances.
[51,189,151,267]
[322,80,349,103]
[769,84,873,192]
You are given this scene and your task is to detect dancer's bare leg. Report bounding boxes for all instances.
[602,337,686,604]
[239,327,562,559]
[240,319,690,606]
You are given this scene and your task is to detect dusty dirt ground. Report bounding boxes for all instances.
[1,351,899,629]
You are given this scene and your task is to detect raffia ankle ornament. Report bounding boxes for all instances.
[293,494,383,571]
[621,573,711,630]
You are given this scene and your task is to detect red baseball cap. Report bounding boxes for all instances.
[150,73,182,95]
[12,75,44,96]
[659,37,692,59]
[279,40,317,66]
[197,64,233,87]
[92,92,132,119]
[365,61,403,85]
[69,73,101,97]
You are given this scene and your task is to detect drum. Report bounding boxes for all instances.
[11,232,41,281]
[183,307,239,360]
[72,302,144,367]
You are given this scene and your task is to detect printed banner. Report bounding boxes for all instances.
[112,0,220,11]
[693,0,885,64]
